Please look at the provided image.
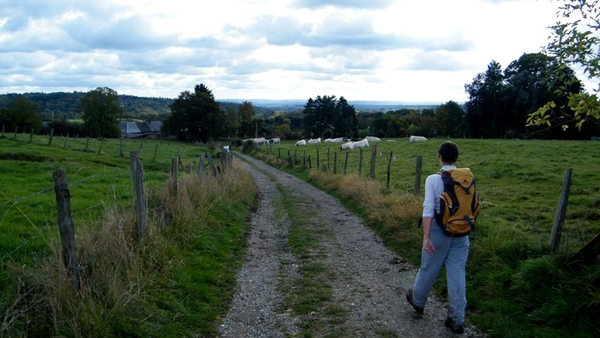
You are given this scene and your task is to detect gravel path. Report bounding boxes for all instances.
[218,152,485,337]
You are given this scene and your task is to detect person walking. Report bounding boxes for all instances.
[406,141,471,334]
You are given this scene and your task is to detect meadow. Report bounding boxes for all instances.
[0,133,255,337]
[250,137,600,337]
[1,131,599,337]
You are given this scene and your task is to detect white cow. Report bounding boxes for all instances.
[307,137,321,144]
[295,139,307,146]
[340,141,354,150]
[366,136,381,142]
[253,137,266,144]
[324,137,345,143]
[410,135,428,142]
[269,137,281,144]
[352,137,370,149]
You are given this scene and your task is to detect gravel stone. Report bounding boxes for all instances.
[218,152,487,338]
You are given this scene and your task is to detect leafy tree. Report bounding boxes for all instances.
[302,95,357,138]
[80,87,124,138]
[0,96,43,133]
[505,53,583,138]
[334,96,358,138]
[165,84,224,143]
[238,101,256,138]
[465,60,507,138]
[528,0,600,131]
[435,101,467,138]
[223,105,239,138]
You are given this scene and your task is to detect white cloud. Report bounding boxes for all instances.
[1,0,588,103]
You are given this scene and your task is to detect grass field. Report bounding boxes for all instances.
[0,133,254,337]
[250,137,600,338]
[1,132,599,337]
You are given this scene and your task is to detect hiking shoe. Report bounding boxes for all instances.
[445,317,464,334]
[405,289,424,314]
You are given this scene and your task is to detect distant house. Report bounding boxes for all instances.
[119,121,162,139]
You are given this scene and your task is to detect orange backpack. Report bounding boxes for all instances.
[435,168,481,237]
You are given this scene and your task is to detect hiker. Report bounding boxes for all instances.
[406,141,473,334]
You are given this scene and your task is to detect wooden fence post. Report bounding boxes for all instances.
[386,151,393,189]
[120,138,124,157]
[327,148,330,171]
[369,145,377,179]
[53,167,80,291]
[85,136,89,151]
[344,152,349,175]
[333,152,338,174]
[29,128,34,143]
[63,133,69,149]
[170,157,179,196]
[198,152,205,178]
[130,152,147,241]
[49,128,54,146]
[152,143,159,162]
[98,139,104,154]
[358,148,363,175]
[550,168,572,252]
[414,155,423,196]
[206,152,217,177]
[13,127,17,140]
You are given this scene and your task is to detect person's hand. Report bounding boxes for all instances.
[423,238,435,255]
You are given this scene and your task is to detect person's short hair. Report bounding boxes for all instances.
[439,141,459,163]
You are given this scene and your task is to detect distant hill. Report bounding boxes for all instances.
[0,92,173,121]
[0,92,442,121]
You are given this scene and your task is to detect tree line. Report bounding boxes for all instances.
[1,63,598,141]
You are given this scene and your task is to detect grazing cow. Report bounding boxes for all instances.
[307,137,321,144]
[352,137,370,149]
[366,136,381,142]
[269,137,281,144]
[409,135,427,142]
[340,141,354,150]
[324,137,345,143]
[295,139,307,146]
[253,137,266,144]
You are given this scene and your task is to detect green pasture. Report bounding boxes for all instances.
[0,133,212,283]
[258,138,600,252]
[252,137,600,337]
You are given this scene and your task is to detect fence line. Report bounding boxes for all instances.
[0,173,129,262]
[0,173,129,208]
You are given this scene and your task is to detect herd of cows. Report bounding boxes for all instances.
[244,135,428,151]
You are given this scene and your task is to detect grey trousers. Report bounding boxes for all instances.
[411,221,470,324]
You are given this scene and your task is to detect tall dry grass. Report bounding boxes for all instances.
[307,169,423,255]
[1,160,255,337]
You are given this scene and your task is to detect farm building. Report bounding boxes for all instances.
[119,121,162,139]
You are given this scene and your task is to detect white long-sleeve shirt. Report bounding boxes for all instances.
[422,165,457,218]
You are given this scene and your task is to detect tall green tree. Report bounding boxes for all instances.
[334,96,358,139]
[302,95,357,138]
[505,53,582,138]
[165,84,224,143]
[465,61,507,138]
[80,87,124,138]
[529,0,599,131]
[238,101,256,138]
[435,101,467,138]
[0,96,43,133]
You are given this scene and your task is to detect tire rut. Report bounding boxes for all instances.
[218,152,485,338]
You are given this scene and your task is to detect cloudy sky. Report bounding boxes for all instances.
[0,0,592,104]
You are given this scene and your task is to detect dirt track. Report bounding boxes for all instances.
[218,152,485,337]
